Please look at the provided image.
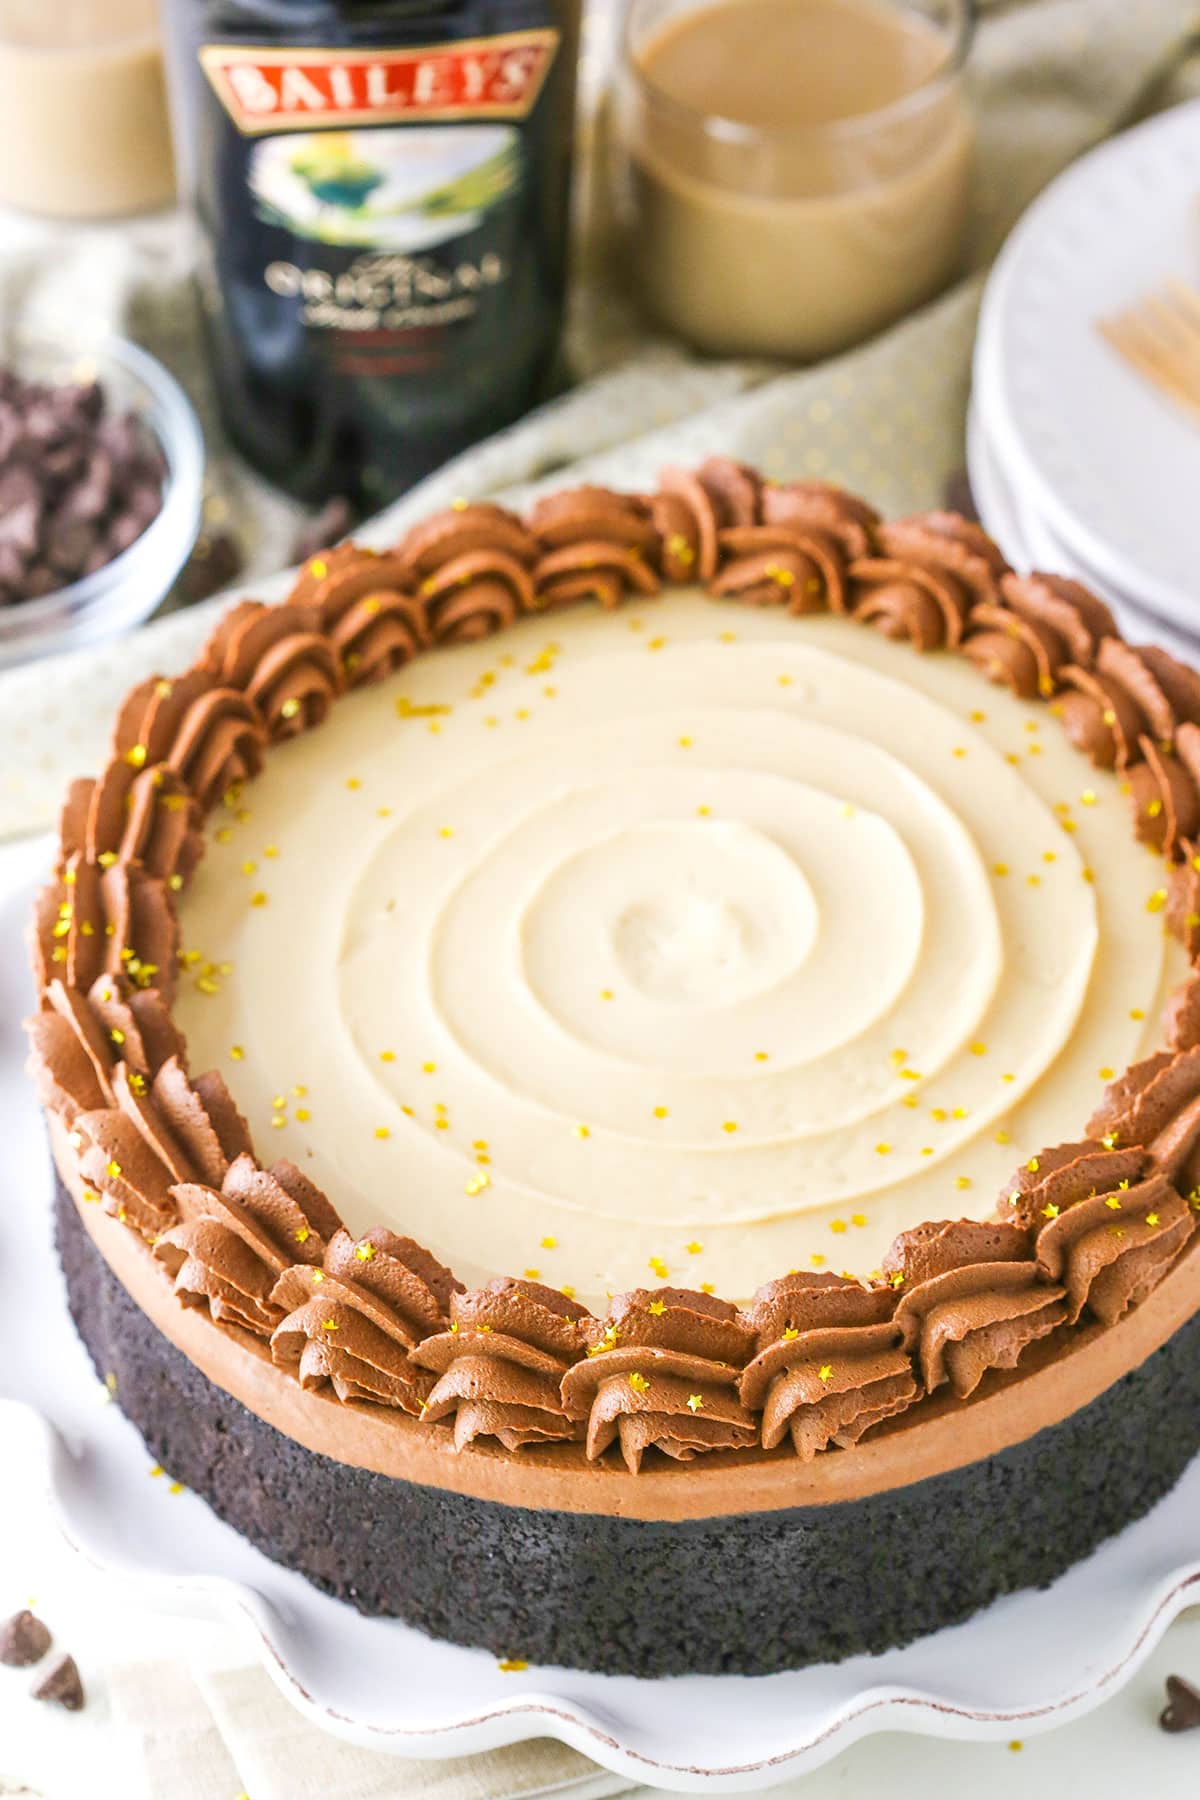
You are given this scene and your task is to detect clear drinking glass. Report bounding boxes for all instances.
[611,0,975,360]
[0,0,175,218]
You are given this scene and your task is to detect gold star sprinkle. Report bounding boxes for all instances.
[1146,1212,1160,1227]
[1042,1202,1059,1219]
[374,1126,390,1140]
[648,1300,666,1316]
[1081,789,1097,806]
[628,1372,650,1393]
[955,1176,971,1190]
[575,1124,591,1139]
[497,1659,528,1673]
[653,1105,669,1119]
[422,1061,436,1074]
[721,1120,738,1134]
[465,1172,490,1195]
[524,1268,540,1280]
[1130,1008,1145,1022]
[686,1240,703,1255]
[830,1219,847,1235]
[687,1394,704,1412]
[250,891,268,907]
[540,1235,557,1250]
[1147,889,1168,913]
[818,1364,833,1383]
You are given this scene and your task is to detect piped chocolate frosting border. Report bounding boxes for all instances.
[26,461,1200,1482]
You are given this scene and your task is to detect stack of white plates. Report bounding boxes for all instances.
[969,100,1200,661]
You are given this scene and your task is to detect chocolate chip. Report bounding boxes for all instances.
[290,494,357,566]
[107,510,146,557]
[1161,1672,1200,1732]
[178,528,244,603]
[943,468,979,523]
[31,1653,84,1712]
[0,1609,51,1667]
[44,517,96,577]
[23,564,62,599]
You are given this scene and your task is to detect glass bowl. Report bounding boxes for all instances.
[0,332,204,667]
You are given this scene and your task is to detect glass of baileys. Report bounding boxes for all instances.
[612,0,974,360]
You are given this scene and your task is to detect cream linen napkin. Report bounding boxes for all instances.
[3,4,1200,1798]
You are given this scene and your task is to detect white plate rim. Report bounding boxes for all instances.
[12,1390,1197,1793]
[973,99,1200,633]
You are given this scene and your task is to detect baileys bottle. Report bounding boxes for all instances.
[163,1,581,504]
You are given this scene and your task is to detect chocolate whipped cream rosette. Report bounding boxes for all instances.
[28,460,1200,1676]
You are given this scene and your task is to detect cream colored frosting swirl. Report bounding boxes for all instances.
[172,594,1184,1303]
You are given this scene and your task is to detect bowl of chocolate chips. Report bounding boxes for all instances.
[0,335,203,664]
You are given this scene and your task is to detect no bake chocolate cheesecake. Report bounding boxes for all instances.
[29,462,1200,1673]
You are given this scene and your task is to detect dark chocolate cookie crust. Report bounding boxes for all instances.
[57,1180,1200,1676]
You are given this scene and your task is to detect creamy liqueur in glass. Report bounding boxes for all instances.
[0,0,175,217]
[613,0,973,359]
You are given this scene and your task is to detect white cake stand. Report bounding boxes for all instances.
[4,833,1199,1793]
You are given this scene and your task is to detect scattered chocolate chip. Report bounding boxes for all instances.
[942,467,979,523]
[0,1609,51,1668]
[177,528,245,604]
[290,494,357,566]
[0,363,167,606]
[31,1653,84,1712]
[1161,1672,1200,1732]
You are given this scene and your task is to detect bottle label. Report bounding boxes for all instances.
[199,32,559,134]
[186,18,574,499]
